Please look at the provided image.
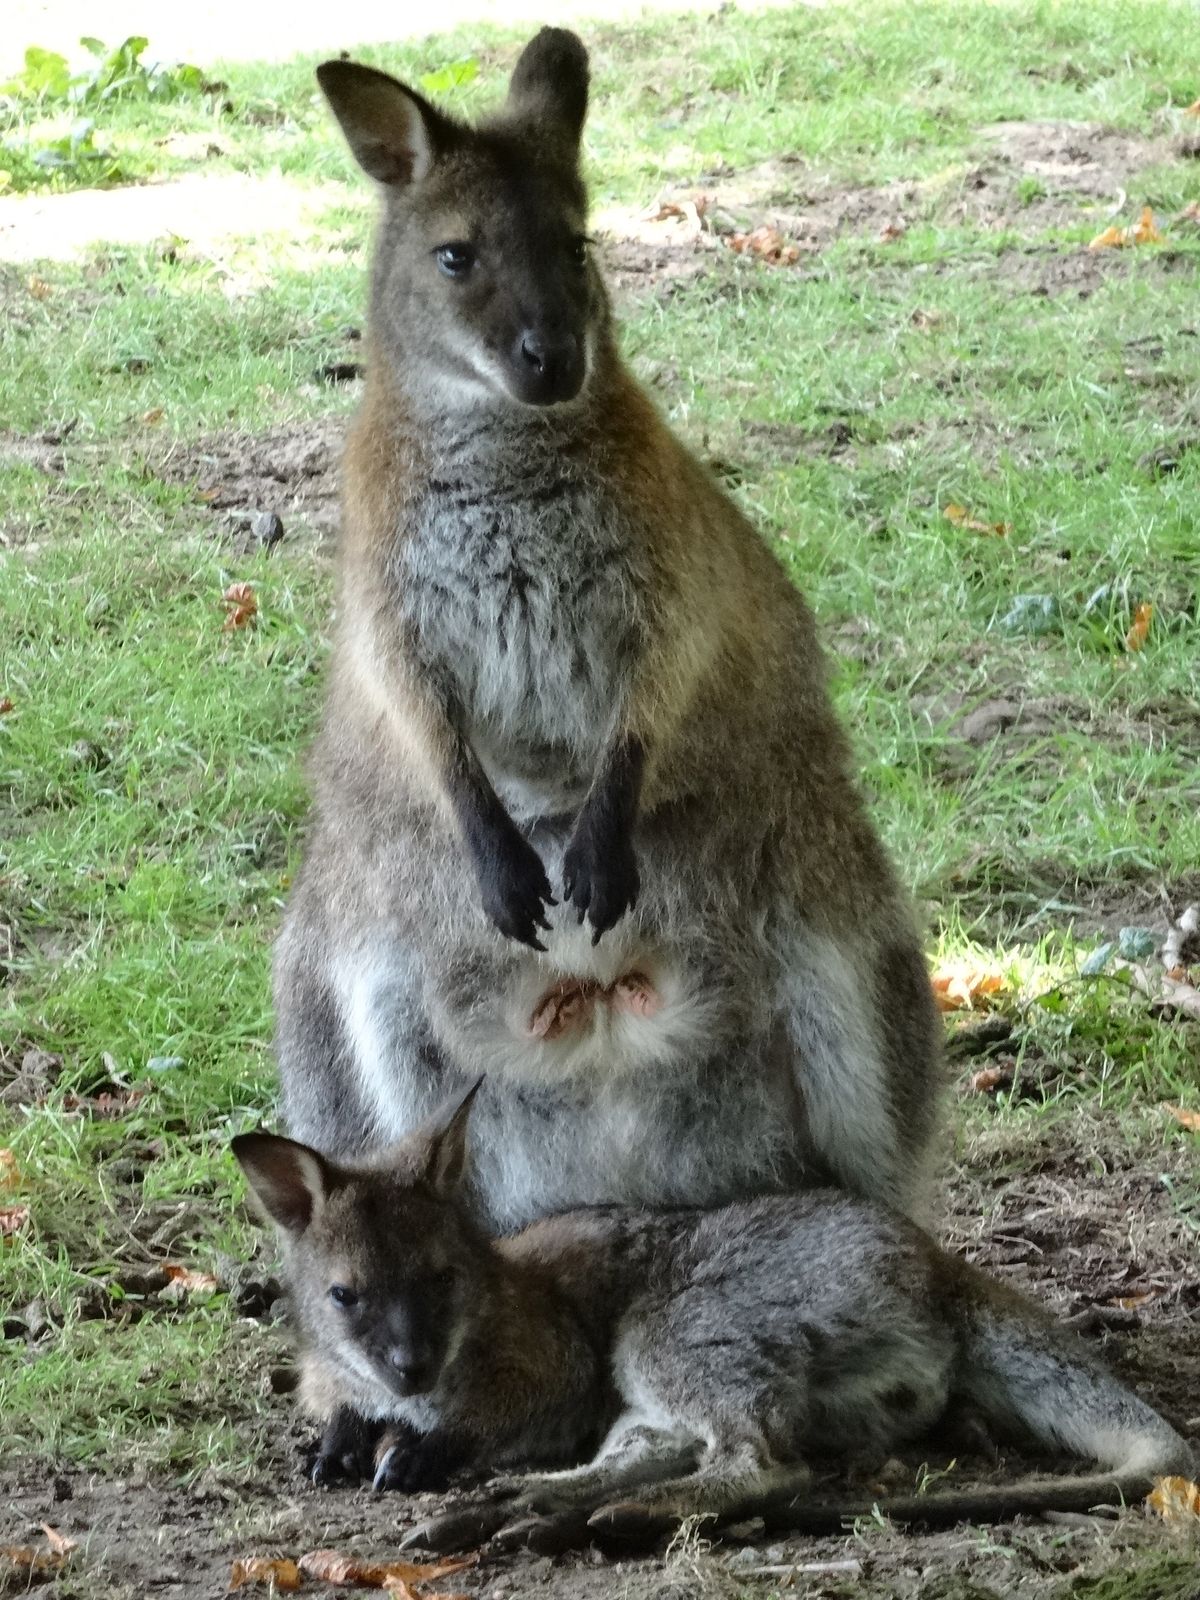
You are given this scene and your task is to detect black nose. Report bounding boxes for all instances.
[387,1348,427,1393]
[512,330,583,405]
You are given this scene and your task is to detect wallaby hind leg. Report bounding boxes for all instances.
[495,1417,702,1514]
[592,1432,812,1526]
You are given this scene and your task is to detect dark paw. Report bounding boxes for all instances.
[373,1431,463,1494]
[309,1408,382,1487]
[477,827,555,951]
[561,827,639,942]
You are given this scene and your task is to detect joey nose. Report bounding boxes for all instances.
[388,1348,427,1394]
[512,329,583,406]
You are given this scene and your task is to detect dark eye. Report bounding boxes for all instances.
[435,242,475,278]
[571,236,589,268]
[329,1284,359,1309]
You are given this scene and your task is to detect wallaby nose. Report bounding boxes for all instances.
[387,1348,428,1394]
[513,329,583,405]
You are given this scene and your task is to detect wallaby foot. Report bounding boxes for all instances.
[493,1420,701,1513]
[373,1425,468,1493]
[310,1406,384,1487]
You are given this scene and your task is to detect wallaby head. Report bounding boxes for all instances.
[317,29,607,413]
[233,1082,485,1408]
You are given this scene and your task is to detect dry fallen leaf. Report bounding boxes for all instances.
[969,1063,1015,1094]
[41,1526,78,1556]
[1089,207,1164,250]
[726,224,801,266]
[1163,1103,1200,1133]
[1124,601,1153,651]
[162,1263,220,1296]
[26,275,53,300]
[222,581,258,631]
[1106,1290,1159,1311]
[931,964,1006,1013]
[0,697,13,714]
[0,1149,21,1190]
[0,1547,65,1579]
[943,503,1010,536]
[0,1204,30,1238]
[1184,100,1200,118]
[142,406,166,426]
[644,196,710,237]
[230,1555,303,1591]
[1149,971,1200,1024]
[878,219,907,242]
[1147,1475,1200,1523]
[298,1550,474,1588]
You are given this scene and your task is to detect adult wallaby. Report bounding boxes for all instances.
[277,32,939,1232]
[232,1092,1195,1549]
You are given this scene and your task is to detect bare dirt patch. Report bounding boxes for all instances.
[156,417,347,548]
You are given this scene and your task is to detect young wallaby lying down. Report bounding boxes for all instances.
[274,26,942,1242]
[233,1091,1194,1548]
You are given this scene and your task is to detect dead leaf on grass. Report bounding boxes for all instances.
[161,1263,221,1297]
[644,196,710,237]
[725,224,801,265]
[1163,1104,1200,1133]
[0,1149,21,1191]
[0,1204,30,1238]
[41,1526,78,1555]
[1089,206,1164,250]
[931,963,1006,1012]
[222,581,258,631]
[26,275,53,300]
[61,1084,146,1118]
[1184,99,1200,118]
[1124,601,1153,651]
[230,1555,303,1590]
[0,1544,68,1578]
[1147,1476,1200,1523]
[0,696,14,714]
[142,407,166,426]
[298,1550,475,1588]
[1149,972,1200,1025]
[1106,1290,1159,1311]
[968,1062,1015,1094]
[878,219,907,242]
[943,503,1010,536]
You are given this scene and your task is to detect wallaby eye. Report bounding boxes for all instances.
[329,1284,359,1309]
[571,236,589,268]
[435,243,475,279]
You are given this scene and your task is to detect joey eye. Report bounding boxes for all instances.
[435,242,475,278]
[329,1284,359,1309]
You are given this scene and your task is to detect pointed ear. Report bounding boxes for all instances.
[421,1077,484,1198]
[232,1132,333,1235]
[316,60,457,186]
[506,28,589,151]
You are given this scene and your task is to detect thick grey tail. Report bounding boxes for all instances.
[955,1288,1194,1481]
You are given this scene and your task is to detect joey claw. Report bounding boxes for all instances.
[587,1501,681,1544]
[401,1504,508,1553]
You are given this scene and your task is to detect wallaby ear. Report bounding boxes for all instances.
[421,1077,484,1198]
[316,60,457,186]
[506,28,589,151]
[232,1132,333,1235]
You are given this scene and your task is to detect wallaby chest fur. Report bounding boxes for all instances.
[275,29,942,1231]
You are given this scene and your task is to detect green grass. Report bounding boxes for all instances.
[2,0,1200,1483]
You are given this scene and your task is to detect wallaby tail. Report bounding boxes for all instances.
[953,1267,1194,1483]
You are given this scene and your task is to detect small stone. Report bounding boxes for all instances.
[996,594,1062,636]
[958,699,1021,744]
[251,511,285,549]
[68,738,109,770]
[147,1055,185,1073]
[727,1547,759,1568]
[1117,926,1156,959]
[1080,942,1114,976]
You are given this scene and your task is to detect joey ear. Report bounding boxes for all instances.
[421,1077,485,1198]
[232,1132,333,1235]
[506,28,589,151]
[316,60,457,186]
